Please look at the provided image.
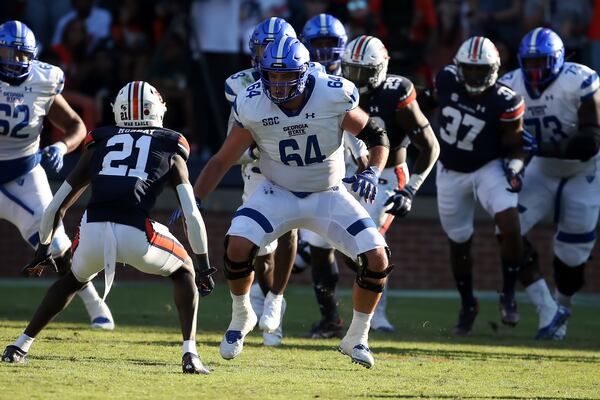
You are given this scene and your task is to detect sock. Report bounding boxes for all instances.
[78,283,101,313]
[525,279,557,328]
[345,310,373,345]
[228,292,255,334]
[555,289,572,310]
[182,340,198,357]
[501,262,519,297]
[14,333,35,353]
[453,272,476,308]
[265,291,283,307]
[249,283,265,319]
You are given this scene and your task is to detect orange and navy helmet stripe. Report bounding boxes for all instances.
[467,36,485,61]
[351,35,372,62]
[127,81,146,121]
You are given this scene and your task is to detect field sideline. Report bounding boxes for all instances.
[1,280,599,399]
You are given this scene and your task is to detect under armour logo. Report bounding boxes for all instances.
[305,112,315,119]
[451,93,459,102]
[545,94,554,101]
[586,175,595,183]
[370,106,379,113]
[24,86,32,92]
[476,104,486,112]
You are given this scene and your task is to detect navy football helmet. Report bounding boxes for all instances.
[518,27,565,89]
[0,20,38,81]
[249,17,297,69]
[301,13,347,73]
[260,36,310,104]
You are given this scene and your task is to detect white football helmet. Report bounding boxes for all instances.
[453,36,500,94]
[113,81,167,128]
[342,35,389,94]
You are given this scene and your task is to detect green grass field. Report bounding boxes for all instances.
[1,280,599,399]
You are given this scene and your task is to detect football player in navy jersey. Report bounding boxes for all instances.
[422,36,528,335]
[342,35,440,332]
[3,81,215,374]
[0,20,113,330]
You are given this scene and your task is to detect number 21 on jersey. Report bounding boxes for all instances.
[99,133,151,180]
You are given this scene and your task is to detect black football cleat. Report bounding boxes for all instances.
[2,345,27,363]
[182,352,210,374]
[499,293,520,327]
[452,299,479,336]
[305,318,344,339]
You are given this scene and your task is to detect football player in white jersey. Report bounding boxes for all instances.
[222,16,298,348]
[500,27,600,339]
[194,36,392,369]
[0,20,113,329]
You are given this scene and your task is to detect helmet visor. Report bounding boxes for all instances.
[309,37,344,64]
[458,63,493,90]
[342,62,379,89]
[0,45,35,78]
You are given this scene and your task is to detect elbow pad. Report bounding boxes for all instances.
[176,183,208,254]
[356,118,390,149]
[39,181,73,245]
[565,126,600,161]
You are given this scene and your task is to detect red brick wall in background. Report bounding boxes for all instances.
[1,210,598,292]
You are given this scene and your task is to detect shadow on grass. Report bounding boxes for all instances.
[366,395,599,400]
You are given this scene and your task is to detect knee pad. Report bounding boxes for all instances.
[223,236,258,280]
[554,256,585,296]
[355,248,394,293]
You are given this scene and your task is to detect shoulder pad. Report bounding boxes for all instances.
[383,75,416,108]
[30,61,65,95]
[435,65,458,91]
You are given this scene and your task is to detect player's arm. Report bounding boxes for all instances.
[344,132,369,173]
[501,116,529,192]
[170,153,216,296]
[569,90,600,160]
[342,107,390,203]
[41,94,87,173]
[193,123,255,200]
[396,99,439,195]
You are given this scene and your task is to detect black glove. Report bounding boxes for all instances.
[505,168,523,193]
[384,187,414,217]
[195,253,217,297]
[21,244,57,277]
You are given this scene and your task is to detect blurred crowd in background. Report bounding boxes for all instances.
[2,0,599,159]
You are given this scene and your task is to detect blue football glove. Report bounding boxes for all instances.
[41,142,68,173]
[342,166,380,203]
[384,187,414,217]
[505,168,523,193]
[168,197,203,225]
[522,130,538,154]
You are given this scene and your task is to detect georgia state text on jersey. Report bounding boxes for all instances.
[84,126,190,230]
[500,62,600,177]
[233,71,359,192]
[435,65,525,173]
[0,60,64,160]
[360,73,414,150]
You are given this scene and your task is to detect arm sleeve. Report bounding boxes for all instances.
[395,79,417,109]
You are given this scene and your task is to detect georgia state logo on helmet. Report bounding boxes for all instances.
[342,35,389,94]
[301,13,347,71]
[260,36,310,104]
[249,17,297,69]
[112,81,167,128]
[0,20,38,81]
[518,27,564,88]
[453,36,500,94]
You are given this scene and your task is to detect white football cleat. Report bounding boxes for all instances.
[339,338,374,369]
[220,307,258,360]
[259,293,284,333]
[263,298,286,346]
[90,301,115,330]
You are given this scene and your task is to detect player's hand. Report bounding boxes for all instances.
[41,142,68,173]
[384,187,414,217]
[195,254,217,297]
[522,130,538,154]
[168,198,203,225]
[342,166,380,203]
[505,168,523,193]
[20,244,57,277]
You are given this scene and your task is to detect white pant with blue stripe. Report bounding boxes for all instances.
[0,164,70,257]
[518,157,600,266]
[227,180,387,260]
